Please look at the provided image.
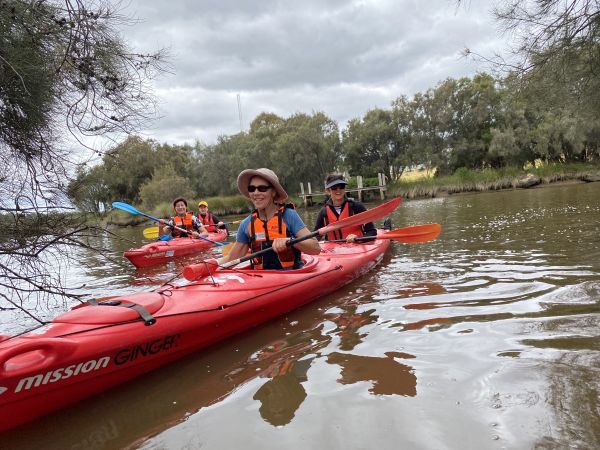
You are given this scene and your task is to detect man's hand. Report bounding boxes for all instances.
[345,234,357,243]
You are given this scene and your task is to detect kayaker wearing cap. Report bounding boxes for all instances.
[161,197,209,238]
[313,173,377,242]
[217,168,321,270]
[196,201,227,232]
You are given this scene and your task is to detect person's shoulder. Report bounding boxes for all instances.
[239,214,253,227]
[282,207,305,229]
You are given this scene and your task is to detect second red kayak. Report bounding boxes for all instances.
[124,229,228,267]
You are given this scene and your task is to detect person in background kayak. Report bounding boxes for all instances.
[199,168,320,274]
[196,200,227,232]
[313,173,377,242]
[161,197,209,238]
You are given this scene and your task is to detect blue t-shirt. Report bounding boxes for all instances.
[236,209,306,244]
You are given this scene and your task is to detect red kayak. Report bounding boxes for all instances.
[123,229,228,267]
[0,235,389,432]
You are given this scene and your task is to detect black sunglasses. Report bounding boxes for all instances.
[248,184,272,193]
[329,184,346,191]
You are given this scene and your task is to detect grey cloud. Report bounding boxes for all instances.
[118,0,506,143]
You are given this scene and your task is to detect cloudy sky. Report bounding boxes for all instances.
[121,0,508,145]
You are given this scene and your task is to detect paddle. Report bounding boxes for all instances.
[112,201,226,247]
[183,197,402,279]
[325,224,441,244]
[218,223,440,257]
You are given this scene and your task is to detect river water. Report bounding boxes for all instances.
[1,182,599,449]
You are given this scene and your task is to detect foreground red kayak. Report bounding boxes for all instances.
[123,229,228,267]
[0,236,390,432]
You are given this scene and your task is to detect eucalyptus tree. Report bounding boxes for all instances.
[0,1,165,313]
[272,112,341,192]
[197,132,258,197]
[408,89,453,174]
[342,108,400,179]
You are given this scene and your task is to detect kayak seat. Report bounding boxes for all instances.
[53,293,166,325]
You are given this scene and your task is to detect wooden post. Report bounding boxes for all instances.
[300,183,306,207]
[307,182,313,207]
[378,173,386,200]
[357,175,363,202]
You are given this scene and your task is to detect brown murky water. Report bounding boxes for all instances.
[1,182,599,449]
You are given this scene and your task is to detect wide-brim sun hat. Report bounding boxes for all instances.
[237,168,288,203]
[325,178,347,189]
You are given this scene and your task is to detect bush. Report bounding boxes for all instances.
[139,165,195,209]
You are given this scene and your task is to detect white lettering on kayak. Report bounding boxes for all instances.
[14,356,110,393]
[0,386,7,395]
[214,275,246,284]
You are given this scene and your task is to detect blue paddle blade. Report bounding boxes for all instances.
[111,201,140,215]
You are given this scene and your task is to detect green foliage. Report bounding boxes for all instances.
[0,1,166,306]
[342,108,399,178]
[139,165,195,209]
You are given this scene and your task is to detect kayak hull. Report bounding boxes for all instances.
[124,229,228,267]
[0,236,389,432]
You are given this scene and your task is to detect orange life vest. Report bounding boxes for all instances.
[198,213,217,232]
[172,213,194,238]
[324,201,364,241]
[248,204,301,270]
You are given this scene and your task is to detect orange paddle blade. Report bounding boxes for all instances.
[382,224,441,243]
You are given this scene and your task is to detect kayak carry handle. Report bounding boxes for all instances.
[0,338,79,378]
[183,260,218,281]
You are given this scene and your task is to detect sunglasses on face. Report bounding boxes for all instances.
[248,184,272,193]
[329,185,346,191]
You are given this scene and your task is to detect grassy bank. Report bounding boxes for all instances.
[388,163,600,199]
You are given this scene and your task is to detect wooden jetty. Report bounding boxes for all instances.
[299,173,387,207]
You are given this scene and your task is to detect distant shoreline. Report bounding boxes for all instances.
[386,165,600,202]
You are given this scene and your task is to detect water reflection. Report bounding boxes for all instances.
[253,358,312,426]
[327,351,417,396]
[325,304,379,351]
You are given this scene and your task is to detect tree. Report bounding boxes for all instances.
[0,1,165,314]
[139,165,195,209]
[342,108,399,178]
[273,112,341,191]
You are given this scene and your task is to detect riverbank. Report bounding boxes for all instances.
[105,163,600,226]
[387,163,600,200]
